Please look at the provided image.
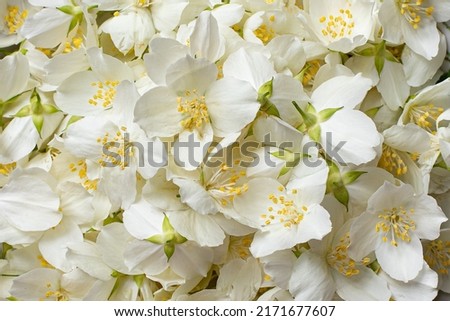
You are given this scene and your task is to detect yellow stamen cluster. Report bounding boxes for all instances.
[68,160,98,191]
[327,233,370,277]
[425,240,450,275]
[378,145,408,176]
[96,126,134,170]
[302,60,322,87]
[228,235,253,260]
[89,80,120,108]
[253,24,275,44]
[136,0,150,7]
[398,0,434,29]
[408,103,444,132]
[0,162,16,176]
[260,188,305,228]
[206,164,249,206]
[319,7,355,40]
[43,283,67,301]
[4,6,28,34]
[375,206,416,247]
[63,28,84,54]
[177,90,209,131]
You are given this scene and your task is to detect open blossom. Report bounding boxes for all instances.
[349,181,447,282]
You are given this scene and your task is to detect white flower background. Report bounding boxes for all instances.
[1,0,450,301]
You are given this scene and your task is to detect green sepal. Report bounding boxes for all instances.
[173,232,187,244]
[67,115,83,127]
[164,243,175,259]
[365,106,381,118]
[42,104,60,114]
[356,46,376,57]
[258,78,273,102]
[292,101,317,129]
[342,171,367,185]
[308,124,321,143]
[375,54,385,76]
[15,105,32,117]
[332,182,349,209]
[318,107,343,122]
[133,275,145,288]
[32,113,44,135]
[147,234,166,245]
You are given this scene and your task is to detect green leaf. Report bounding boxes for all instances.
[318,107,343,122]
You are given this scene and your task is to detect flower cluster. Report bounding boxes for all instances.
[1,0,450,301]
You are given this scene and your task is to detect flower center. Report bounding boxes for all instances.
[97,126,134,170]
[260,188,305,228]
[177,90,209,131]
[63,28,84,54]
[375,206,416,246]
[408,103,444,132]
[397,0,434,29]
[318,6,355,40]
[327,232,370,277]
[301,60,322,87]
[253,23,275,44]
[68,160,98,191]
[424,240,450,275]
[4,5,28,35]
[0,162,16,176]
[206,164,249,206]
[136,0,151,7]
[378,145,408,176]
[228,235,253,260]
[89,80,120,108]
[43,283,68,301]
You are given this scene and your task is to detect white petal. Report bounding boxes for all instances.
[38,219,83,272]
[134,86,183,137]
[288,251,335,300]
[401,16,439,60]
[172,177,217,215]
[295,204,332,243]
[333,267,391,301]
[124,240,168,276]
[10,268,62,301]
[378,0,404,44]
[66,242,113,281]
[0,173,61,232]
[408,194,447,240]
[0,53,29,101]
[0,117,38,163]
[123,198,165,240]
[383,124,431,153]
[206,77,259,137]
[260,250,297,289]
[167,209,226,247]
[376,236,424,282]
[87,47,134,81]
[20,8,72,48]
[348,212,379,261]
[174,126,213,171]
[266,35,306,75]
[170,242,213,278]
[311,74,372,111]
[190,11,225,62]
[377,60,409,110]
[382,262,438,300]
[165,55,217,94]
[223,48,275,90]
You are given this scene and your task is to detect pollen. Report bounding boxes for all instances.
[262,193,305,229]
[301,60,322,87]
[0,162,16,176]
[4,5,28,35]
[177,89,210,131]
[397,0,434,29]
[378,145,408,176]
[424,240,450,275]
[97,127,133,171]
[318,5,355,40]
[253,24,275,44]
[67,160,98,191]
[375,206,416,246]
[327,232,369,277]
[408,103,444,132]
[89,80,120,108]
